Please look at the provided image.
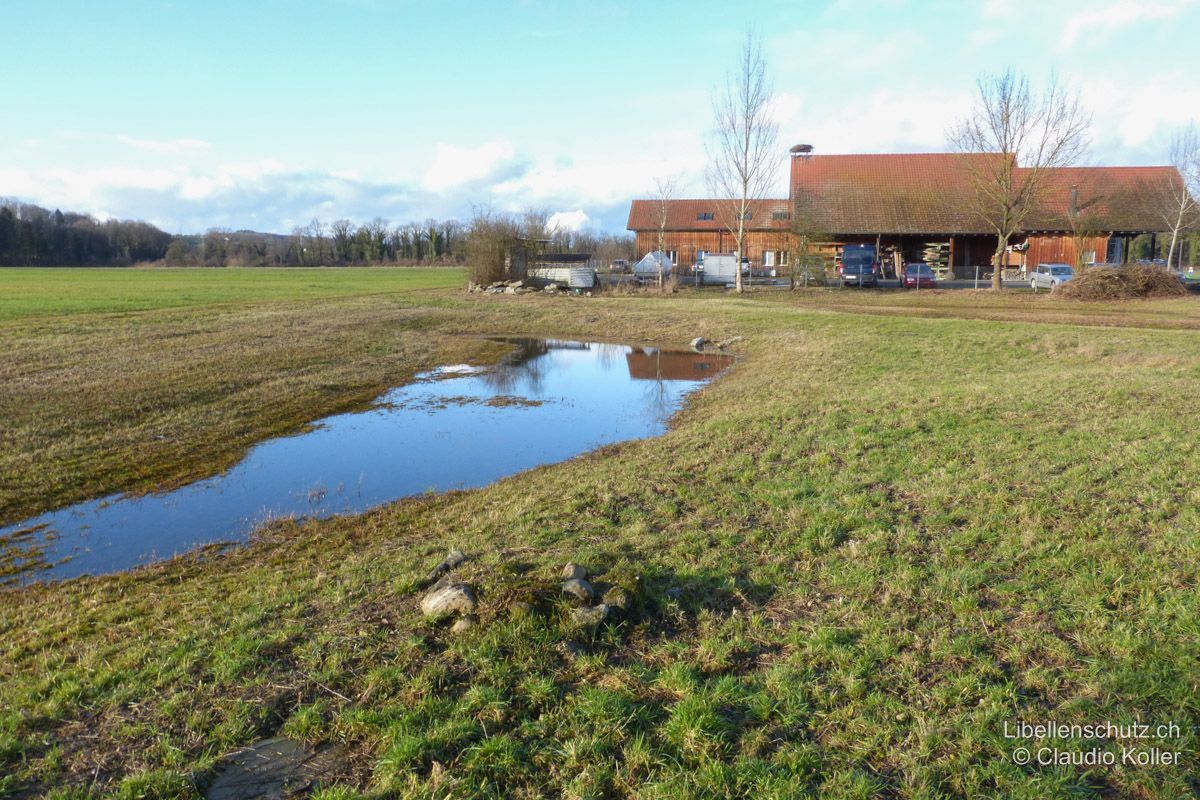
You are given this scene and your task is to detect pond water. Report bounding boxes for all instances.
[1,338,732,585]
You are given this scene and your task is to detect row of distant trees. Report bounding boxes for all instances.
[167,213,634,268]
[164,218,470,267]
[0,201,173,266]
[0,200,635,268]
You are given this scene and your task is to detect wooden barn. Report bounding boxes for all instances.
[624,199,794,271]
[628,150,1184,277]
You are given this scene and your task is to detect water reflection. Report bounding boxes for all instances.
[1,339,733,585]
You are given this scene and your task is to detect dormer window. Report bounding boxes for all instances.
[696,212,714,221]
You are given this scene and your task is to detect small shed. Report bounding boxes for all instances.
[527,252,595,288]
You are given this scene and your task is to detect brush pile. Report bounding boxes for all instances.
[1056,265,1188,300]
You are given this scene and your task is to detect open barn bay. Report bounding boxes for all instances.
[2,268,1199,798]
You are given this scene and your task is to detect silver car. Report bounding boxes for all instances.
[1030,263,1074,292]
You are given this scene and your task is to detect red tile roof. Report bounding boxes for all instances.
[789,152,1008,234]
[626,198,792,232]
[788,153,1180,235]
[1021,166,1180,232]
[628,154,1182,236]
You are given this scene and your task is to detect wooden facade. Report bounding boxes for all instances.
[1023,233,1110,268]
[631,229,793,270]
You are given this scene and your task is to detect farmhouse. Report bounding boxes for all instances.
[625,198,795,271]
[628,150,1183,277]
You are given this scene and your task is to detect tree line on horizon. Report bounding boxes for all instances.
[0,201,173,266]
[0,200,635,268]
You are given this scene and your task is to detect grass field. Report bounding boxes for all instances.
[0,267,463,321]
[2,268,1200,799]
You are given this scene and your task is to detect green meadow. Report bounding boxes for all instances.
[2,268,1198,799]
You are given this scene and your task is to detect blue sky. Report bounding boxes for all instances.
[3,0,1197,234]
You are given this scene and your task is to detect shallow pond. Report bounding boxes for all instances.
[1,338,732,584]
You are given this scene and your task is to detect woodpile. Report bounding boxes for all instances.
[922,242,951,278]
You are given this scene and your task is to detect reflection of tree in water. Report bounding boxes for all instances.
[591,342,631,372]
[624,347,735,422]
[476,338,728,414]
[482,338,588,395]
[639,351,674,422]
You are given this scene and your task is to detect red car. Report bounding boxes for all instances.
[903,263,936,288]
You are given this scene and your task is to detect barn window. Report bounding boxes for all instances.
[772,211,790,221]
[696,212,714,221]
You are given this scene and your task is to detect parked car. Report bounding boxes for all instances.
[1030,262,1074,291]
[840,244,879,287]
[903,262,936,289]
[841,261,878,287]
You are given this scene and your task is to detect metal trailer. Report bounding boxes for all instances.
[695,253,743,286]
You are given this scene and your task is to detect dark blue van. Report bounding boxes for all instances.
[840,244,879,287]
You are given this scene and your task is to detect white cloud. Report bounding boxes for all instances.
[178,160,287,200]
[117,135,211,154]
[548,209,589,231]
[766,87,973,156]
[1079,73,1200,156]
[1061,0,1198,48]
[423,140,518,191]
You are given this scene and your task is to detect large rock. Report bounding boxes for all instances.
[451,614,478,633]
[571,603,609,627]
[204,737,345,800]
[420,583,476,619]
[561,577,594,605]
[561,562,587,581]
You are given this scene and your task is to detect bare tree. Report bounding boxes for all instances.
[950,69,1090,290]
[708,32,779,294]
[305,218,327,264]
[651,174,678,288]
[1163,123,1200,270]
[330,219,354,264]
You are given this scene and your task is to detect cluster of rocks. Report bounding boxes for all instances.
[419,549,479,632]
[467,279,578,295]
[417,549,633,634]
[560,562,631,627]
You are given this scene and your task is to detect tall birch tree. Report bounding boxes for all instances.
[708,32,778,294]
